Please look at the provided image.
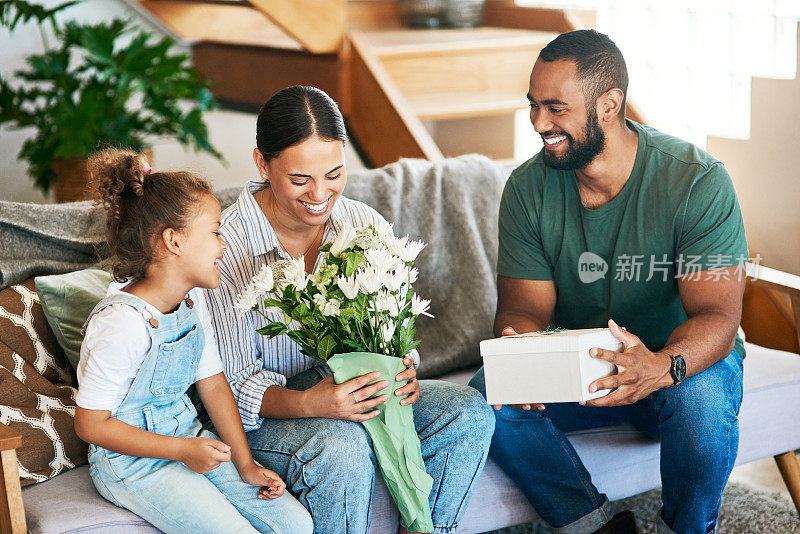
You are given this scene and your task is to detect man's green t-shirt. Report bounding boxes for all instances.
[498,120,748,357]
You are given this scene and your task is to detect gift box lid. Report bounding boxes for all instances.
[480,327,621,357]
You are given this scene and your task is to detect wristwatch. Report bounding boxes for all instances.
[664,351,687,386]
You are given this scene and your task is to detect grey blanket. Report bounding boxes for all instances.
[0,155,508,377]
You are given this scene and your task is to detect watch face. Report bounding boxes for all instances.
[674,355,687,382]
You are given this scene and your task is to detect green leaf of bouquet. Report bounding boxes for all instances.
[343,339,367,352]
[263,298,282,308]
[256,323,289,338]
[285,329,305,344]
[344,252,363,277]
[318,334,336,361]
[291,302,311,320]
[319,242,332,252]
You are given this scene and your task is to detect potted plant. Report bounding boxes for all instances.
[0,0,222,202]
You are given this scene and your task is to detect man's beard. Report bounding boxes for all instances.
[542,110,606,170]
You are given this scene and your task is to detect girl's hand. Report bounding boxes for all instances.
[180,437,231,474]
[394,357,420,406]
[239,462,286,500]
[303,372,389,421]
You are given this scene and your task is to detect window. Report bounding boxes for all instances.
[514,0,800,160]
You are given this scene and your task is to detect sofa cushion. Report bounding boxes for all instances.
[35,267,113,370]
[22,465,159,533]
[0,278,88,486]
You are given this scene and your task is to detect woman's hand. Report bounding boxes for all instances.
[394,357,420,406]
[303,372,389,421]
[179,436,232,474]
[238,462,286,500]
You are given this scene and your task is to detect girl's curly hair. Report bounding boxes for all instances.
[88,148,213,282]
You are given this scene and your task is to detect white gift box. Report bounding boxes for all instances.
[480,328,622,404]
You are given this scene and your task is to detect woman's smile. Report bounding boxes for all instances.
[299,196,332,215]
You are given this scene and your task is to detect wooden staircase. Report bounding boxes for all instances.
[123,0,644,167]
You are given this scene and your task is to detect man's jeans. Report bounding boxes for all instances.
[469,351,743,534]
[247,366,495,534]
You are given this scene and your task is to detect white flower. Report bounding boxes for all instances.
[321,298,341,317]
[385,269,406,292]
[337,274,359,300]
[354,226,385,250]
[400,239,426,262]
[252,264,274,293]
[330,219,358,257]
[356,266,386,295]
[234,286,260,315]
[408,267,419,284]
[375,220,395,242]
[410,293,433,317]
[275,257,307,292]
[385,235,409,258]
[364,248,397,274]
[375,290,400,317]
[380,321,397,343]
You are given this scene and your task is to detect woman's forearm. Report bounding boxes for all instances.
[259,385,311,419]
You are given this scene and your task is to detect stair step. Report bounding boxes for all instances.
[132,1,303,49]
[353,27,550,123]
[360,27,556,58]
[411,93,527,121]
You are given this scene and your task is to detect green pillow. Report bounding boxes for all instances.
[35,267,113,370]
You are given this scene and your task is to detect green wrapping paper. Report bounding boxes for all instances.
[327,352,434,533]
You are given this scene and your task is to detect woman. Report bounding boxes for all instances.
[204,86,495,534]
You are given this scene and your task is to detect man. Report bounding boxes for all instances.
[469,30,747,534]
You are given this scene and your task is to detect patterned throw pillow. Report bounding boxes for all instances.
[0,278,88,486]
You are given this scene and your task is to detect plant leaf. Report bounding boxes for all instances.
[317,334,336,361]
[344,252,362,277]
[256,322,289,338]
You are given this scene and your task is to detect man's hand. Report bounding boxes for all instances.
[492,326,546,412]
[583,319,673,407]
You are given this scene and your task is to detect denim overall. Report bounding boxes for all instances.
[83,293,312,534]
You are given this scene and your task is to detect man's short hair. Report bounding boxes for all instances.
[539,29,628,121]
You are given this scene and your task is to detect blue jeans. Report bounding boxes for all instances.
[469,351,743,534]
[247,366,495,534]
[90,427,313,534]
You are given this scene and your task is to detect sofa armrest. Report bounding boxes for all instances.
[0,423,26,534]
[742,262,800,354]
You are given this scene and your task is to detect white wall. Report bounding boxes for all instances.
[707,26,800,276]
[0,0,272,202]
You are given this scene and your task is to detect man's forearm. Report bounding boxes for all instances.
[493,311,548,337]
[659,310,740,378]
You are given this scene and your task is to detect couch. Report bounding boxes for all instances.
[1,155,799,534]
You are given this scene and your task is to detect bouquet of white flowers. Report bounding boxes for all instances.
[235,220,434,532]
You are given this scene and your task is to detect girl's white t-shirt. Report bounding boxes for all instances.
[76,282,224,412]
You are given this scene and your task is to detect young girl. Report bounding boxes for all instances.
[73,149,313,534]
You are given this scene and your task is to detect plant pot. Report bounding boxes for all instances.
[442,0,485,28]
[50,149,153,204]
[50,157,91,204]
[327,352,434,533]
[398,0,446,28]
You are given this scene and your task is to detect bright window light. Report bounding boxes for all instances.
[513,0,800,162]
